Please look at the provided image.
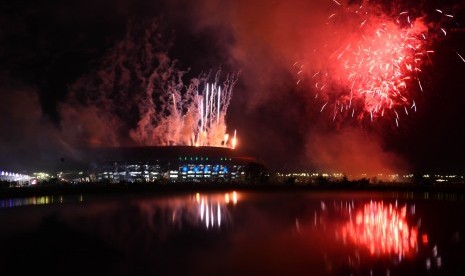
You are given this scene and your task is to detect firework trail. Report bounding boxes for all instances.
[295,0,457,126]
[62,19,238,148]
[131,69,237,148]
[193,73,237,147]
[457,52,465,63]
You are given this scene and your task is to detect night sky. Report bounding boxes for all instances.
[1,0,465,176]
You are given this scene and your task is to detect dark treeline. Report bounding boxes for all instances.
[2,176,465,200]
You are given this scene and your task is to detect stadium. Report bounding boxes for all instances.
[88,146,267,183]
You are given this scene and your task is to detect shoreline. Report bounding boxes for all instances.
[2,181,465,199]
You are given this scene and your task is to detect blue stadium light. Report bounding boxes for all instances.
[182,166,188,173]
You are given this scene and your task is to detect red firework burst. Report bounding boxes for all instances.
[297,1,440,126]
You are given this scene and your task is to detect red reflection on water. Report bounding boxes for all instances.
[341,201,418,258]
[422,234,429,245]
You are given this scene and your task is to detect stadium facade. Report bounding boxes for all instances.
[89,146,267,183]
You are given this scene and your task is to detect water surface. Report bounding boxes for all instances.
[0,190,464,275]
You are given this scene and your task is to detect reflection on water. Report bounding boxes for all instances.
[0,195,83,208]
[0,191,464,275]
[310,196,448,274]
[137,191,239,231]
[341,201,418,259]
[197,191,238,228]
[0,192,240,230]
[0,191,238,231]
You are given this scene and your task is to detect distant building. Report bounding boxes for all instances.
[89,146,266,183]
[0,170,30,186]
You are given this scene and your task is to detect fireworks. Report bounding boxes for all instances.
[65,20,239,148]
[109,70,238,148]
[130,73,238,148]
[295,0,456,126]
[457,52,465,63]
[195,81,237,148]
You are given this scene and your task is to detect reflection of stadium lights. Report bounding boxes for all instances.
[197,192,238,229]
[341,201,418,259]
[232,191,238,205]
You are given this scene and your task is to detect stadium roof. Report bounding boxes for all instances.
[90,146,258,164]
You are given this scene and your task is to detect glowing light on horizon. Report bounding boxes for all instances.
[341,201,418,258]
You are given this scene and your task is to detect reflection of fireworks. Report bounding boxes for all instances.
[196,191,238,229]
[341,201,418,258]
[163,192,239,230]
[121,192,240,244]
[296,1,456,126]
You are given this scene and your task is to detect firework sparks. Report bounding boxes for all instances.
[297,1,439,125]
[457,52,465,63]
[132,73,238,148]
[231,129,237,150]
[195,82,237,148]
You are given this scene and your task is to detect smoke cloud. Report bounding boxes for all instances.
[305,127,410,178]
[0,80,88,172]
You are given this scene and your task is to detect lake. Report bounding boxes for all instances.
[0,190,464,275]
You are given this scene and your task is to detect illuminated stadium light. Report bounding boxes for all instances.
[90,146,265,183]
